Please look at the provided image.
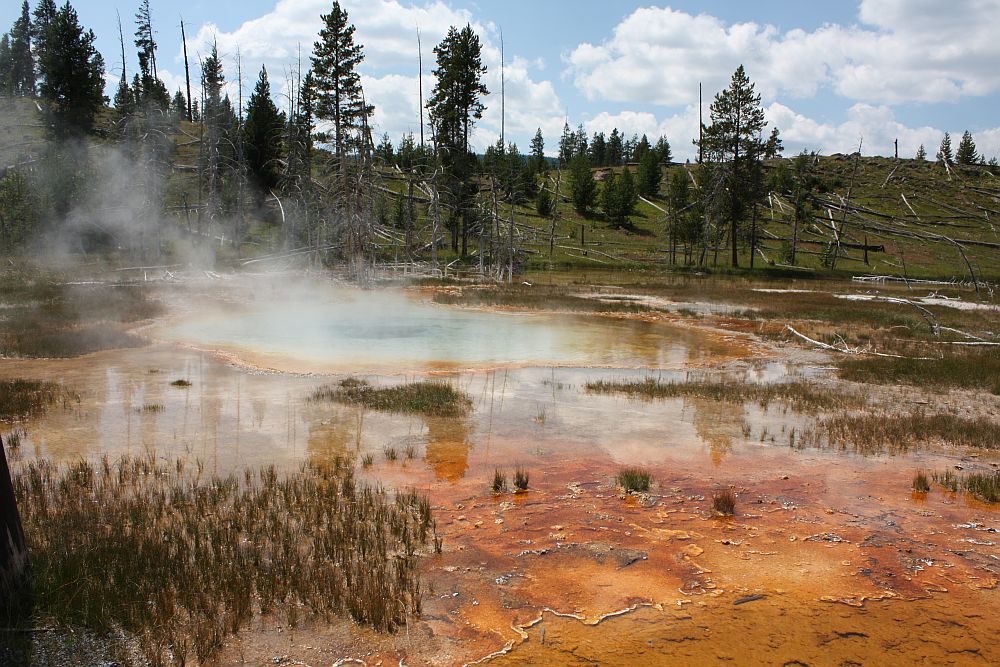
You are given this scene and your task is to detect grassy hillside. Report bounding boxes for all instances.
[2,96,998,280]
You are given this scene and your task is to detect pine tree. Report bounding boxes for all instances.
[936,132,953,163]
[574,123,588,158]
[558,122,574,167]
[133,0,169,109]
[530,128,546,174]
[243,65,286,197]
[637,149,661,197]
[31,0,57,88]
[699,65,767,267]
[201,42,226,214]
[633,135,651,164]
[311,1,372,161]
[37,2,106,136]
[172,89,185,117]
[956,131,978,165]
[427,23,488,254]
[589,131,607,167]
[764,127,783,159]
[601,168,637,225]
[607,129,623,166]
[654,135,672,164]
[915,144,927,161]
[568,153,596,214]
[8,1,34,96]
[0,35,11,94]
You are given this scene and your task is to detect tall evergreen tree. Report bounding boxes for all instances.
[557,122,574,167]
[764,126,783,159]
[607,128,623,166]
[568,153,596,214]
[0,36,11,93]
[915,144,927,161]
[31,0,57,87]
[633,134,651,164]
[243,65,286,198]
[601,167,638,225]
[201,42,226,215]
[699,65,766,267]
[589,131,607,167]
[8,1,34,96]
[956,130,979,165]
[427,23,488,254]
[311,1,372,161]
[637,149,662,197]
[574,123,588,158]
[530,128,546,174]
[37,2,106,136]
[936,132,953,164]
[133,0,169,109]
[654,135,672,164]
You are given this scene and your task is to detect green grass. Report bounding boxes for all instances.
[585,377,860,411]
[170,379,192,387]
[617,467,651,493]
[10,454,436,664]
[312,378,472,417]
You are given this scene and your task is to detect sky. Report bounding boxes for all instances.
[4,0,1000,160]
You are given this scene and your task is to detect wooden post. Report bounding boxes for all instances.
[1,438,30,625]
[580,224,586,256]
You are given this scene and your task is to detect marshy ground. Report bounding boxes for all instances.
[2,268,999,665]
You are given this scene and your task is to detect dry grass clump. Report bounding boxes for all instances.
[12,454,437,665]
[0,379,77,421]
[933,469,1000,503]
[839,349,1000,394]
[169,379,191,388]
[617,467,651,493]
[912,471,931,493]
[801,412,1000,455]
[585,378,859,412]
[312,378,472,417]
[513,466,530,491]
[492,469,507,494]
[712,488,737,516]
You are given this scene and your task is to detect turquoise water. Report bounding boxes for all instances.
[156,283,737,373]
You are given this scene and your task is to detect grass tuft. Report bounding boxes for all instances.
[801,412,1000,454]
[492,469,507,494]
[912,471,931,493]
[312,379,472,417]
[513,466,529,491]
[712,488,737,516]
[170,379,192,388]
[616,467,651,493]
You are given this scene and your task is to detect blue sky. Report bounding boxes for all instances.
[4,0,999,160]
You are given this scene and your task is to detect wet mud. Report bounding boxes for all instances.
[2,280,998,665]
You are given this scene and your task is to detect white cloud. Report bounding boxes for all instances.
[564,1,1000,106]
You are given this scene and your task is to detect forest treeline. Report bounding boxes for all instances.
[0,0,996,276]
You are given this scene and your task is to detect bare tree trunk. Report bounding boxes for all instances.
[181,19,193,122]
[1,441,30,626]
